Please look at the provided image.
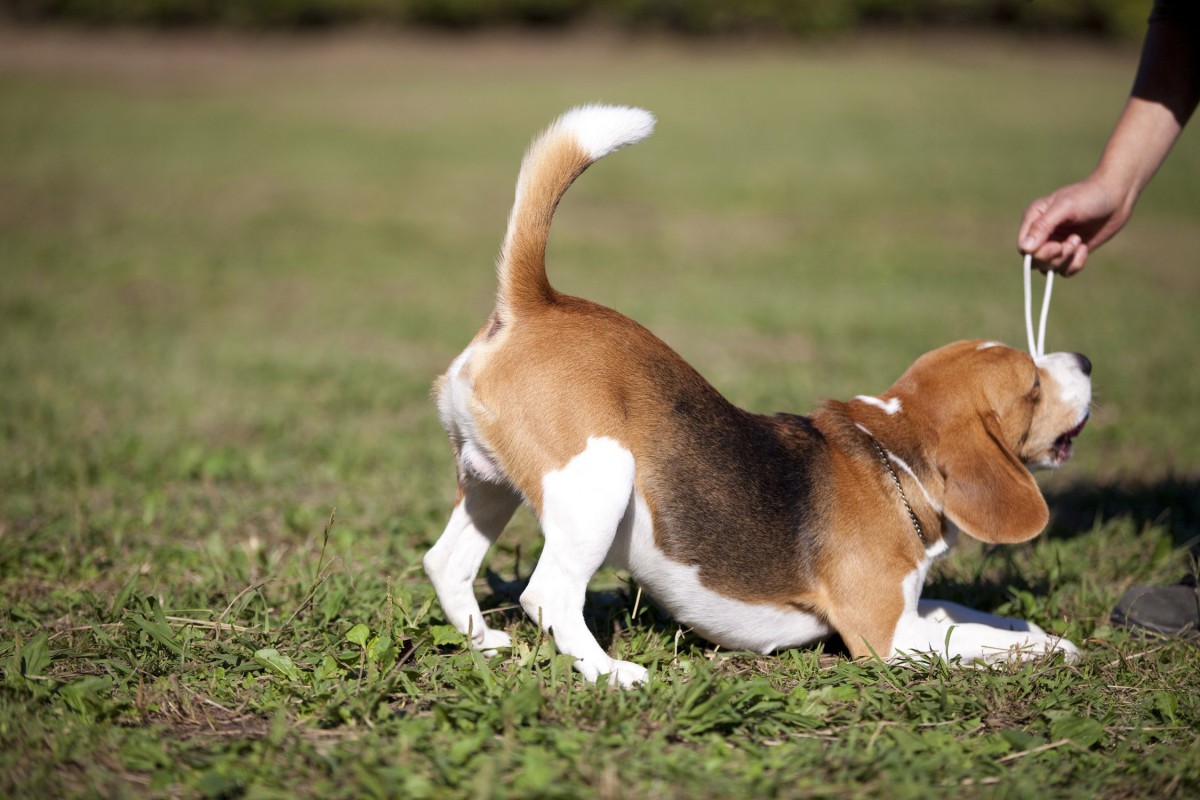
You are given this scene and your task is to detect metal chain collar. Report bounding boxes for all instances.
[866,434,929,547]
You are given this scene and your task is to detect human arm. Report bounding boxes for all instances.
[1018,6,1200,275]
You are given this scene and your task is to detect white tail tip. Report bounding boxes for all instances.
[552,104,656,161]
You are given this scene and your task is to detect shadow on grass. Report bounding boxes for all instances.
[466,476,1199,657]
[1044,474,1200,547]
[478,570,856,658]
[926,475,1200,612]
[482,570,673,652]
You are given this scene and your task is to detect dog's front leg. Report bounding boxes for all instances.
[889,599,1078,664]
[918,599,1047,635]
[520,437,648,688]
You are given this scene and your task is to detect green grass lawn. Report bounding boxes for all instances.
[2,27,1198,799]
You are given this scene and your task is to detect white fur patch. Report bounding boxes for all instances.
[1036,352,1092,411]
[524,437,648,687]
[923,537,949,560]
[437,344,506,485]
[424,482,521,653]
[976,341,1003,350]
[889,553,1078,664]
[608,494,831,654]
[886,449,943,515]
[855,395,902,415]
[552,104,656,161]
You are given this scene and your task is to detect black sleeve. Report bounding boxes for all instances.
[1150,0,1200,25]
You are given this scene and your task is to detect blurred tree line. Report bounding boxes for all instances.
[0,0,1152,38]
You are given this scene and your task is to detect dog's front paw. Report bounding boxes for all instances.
[1010,633,1079,664]
[574,658,649,688]
[1050,636,1080,663]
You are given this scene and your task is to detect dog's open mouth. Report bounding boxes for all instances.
[1051,413,1089,464]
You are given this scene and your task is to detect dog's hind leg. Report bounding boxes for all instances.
[520,436,648,687]
[424,478,521,652]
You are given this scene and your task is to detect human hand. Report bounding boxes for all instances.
[1017,174,1133,276]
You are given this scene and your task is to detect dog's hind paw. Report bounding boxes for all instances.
[574,658,649,688]
[474,628,512,656]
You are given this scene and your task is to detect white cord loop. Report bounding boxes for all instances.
[1023,253,1054,358]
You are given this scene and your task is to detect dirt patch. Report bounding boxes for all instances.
[146,701,268,741]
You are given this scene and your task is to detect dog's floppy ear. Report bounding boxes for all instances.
[940,411,1048,544]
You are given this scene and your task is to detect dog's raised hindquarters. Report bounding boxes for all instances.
[425,105,1090,686]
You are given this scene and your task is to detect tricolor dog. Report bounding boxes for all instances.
[425,105,1090,686]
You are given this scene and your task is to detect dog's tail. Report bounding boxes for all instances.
[496,104,655,318]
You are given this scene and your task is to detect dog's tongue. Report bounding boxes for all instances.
[1052,414,1088,463]
[1053,414,1088,459]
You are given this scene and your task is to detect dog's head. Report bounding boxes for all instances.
[893,340,1091,544]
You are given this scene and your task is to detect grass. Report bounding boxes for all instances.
[2,26,1199,799]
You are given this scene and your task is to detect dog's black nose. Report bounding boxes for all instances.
[1074,353,1092,376]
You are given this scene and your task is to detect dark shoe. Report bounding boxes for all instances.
[1111,578,1200,637]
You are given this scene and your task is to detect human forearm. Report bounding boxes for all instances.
[1017,14,1199,273]
[1099,15,1200,207]
[1091,95,1184,216]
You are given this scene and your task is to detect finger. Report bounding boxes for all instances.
[1018,198,1052,252]
[1063,243,1088,276]
[1021,196,1075,255]
[1032,241,1063,272]
[1051,234,1082,269]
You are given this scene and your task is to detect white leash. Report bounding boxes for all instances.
[1023,253,1054,358]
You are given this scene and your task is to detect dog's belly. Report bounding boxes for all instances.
[609,493,831,654]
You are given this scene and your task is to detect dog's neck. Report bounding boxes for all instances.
[823,398,948,549]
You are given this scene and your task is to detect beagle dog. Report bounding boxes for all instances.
[425,105,1090,687]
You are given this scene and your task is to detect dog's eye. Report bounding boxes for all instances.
[1030,373,1041,402]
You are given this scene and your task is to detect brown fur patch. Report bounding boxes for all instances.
[808,405,931,657]
[498,137,592,317]
[887,341,1050,543]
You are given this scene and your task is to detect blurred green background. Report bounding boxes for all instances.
[2,18,1196,514]
[2,10,1199,797]
[0,0,1156,37]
